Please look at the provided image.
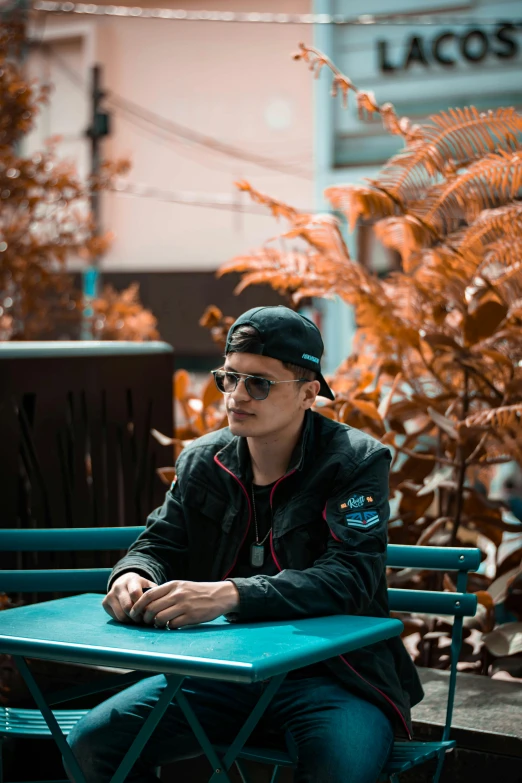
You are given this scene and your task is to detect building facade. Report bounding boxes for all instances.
[313,0,522,370]
[26,0,314,365]
[25,0,522,371]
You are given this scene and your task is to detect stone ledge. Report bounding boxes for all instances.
[412,667,522,758]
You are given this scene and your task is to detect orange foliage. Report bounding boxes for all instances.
[211,45,522,675]
[92,284,159,342]
[0,19,154,341]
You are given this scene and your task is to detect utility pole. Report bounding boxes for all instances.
[1,0,31,67]
[82,64,110,339]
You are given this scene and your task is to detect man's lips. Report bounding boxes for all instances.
[228,408,254,417]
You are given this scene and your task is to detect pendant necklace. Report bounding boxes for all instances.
[250,483,272,568]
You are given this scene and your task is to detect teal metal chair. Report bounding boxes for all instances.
[0,527,145,783]
[229,544,481,783]
[0,528,480,783]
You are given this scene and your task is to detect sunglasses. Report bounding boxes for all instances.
[212,370,307,401]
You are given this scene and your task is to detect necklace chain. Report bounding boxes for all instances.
[251,484,272,546]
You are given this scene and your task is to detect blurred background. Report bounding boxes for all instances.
[1,3,522,780]
[13,0,521,374]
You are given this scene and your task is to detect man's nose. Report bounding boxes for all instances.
[230,378,250,402]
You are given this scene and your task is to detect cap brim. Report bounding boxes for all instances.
[317,372,335,400]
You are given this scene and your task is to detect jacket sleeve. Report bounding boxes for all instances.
[226,447,391,621]
[108,478,189,590]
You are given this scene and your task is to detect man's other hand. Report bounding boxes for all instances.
[102,572,158,623]
[128,580,240,628]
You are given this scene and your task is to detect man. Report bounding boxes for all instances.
[67,305,423,783]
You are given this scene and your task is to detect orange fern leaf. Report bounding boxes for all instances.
[325,184,400,231]
[456,204,522,256]
[234,180,298,221]
[482,240,522,281]
[414,150,522,235]
[463,404,522,430]
[378,108,522,203]
[292,42,356,108]
[374,215,433,267]
[277,213,350,261]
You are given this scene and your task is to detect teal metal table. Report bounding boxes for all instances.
[0,593,403,783]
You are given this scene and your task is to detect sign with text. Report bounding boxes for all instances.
[328,0,522,169]
[378,23,521,72]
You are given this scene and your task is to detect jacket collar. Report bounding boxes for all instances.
[216,409,314,483]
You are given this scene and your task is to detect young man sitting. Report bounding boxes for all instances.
[67,305,423,783]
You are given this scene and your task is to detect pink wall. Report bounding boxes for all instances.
[28,0,314,272]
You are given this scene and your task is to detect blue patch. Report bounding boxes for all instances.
[345,510,380,529]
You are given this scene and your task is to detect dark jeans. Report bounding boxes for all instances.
[66,674,394,783]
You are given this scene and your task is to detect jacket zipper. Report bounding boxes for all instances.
[269,469,296,570]
[214,454,252,580]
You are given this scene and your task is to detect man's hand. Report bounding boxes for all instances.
[102,572,158,623]
[128,580,240,629]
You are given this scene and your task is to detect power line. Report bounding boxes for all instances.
[110,178,319,214]
[44,46,313,180]
[32,3,522,26]
[107,93,312,179]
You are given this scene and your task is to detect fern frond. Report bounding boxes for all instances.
[475,434,522,464]
[463,404,522,430]
[425,107,521,170]
[291,286,337,303]
[216,252,278,278]
[228,249,324,296]
[416,151,522,235]
[222,245,359,300]
[234,270,305,296]
[326,184,400,231]
[374,215,433,267]
[276,213,351,262]
[483,238,522,270]
[378,108,522,203]
[234,180,299,221]
[456,204,522,255]
[416,245,477,281]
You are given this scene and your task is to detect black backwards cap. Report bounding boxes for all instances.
[225,305,335,400]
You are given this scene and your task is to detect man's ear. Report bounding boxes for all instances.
[302,380,321,409]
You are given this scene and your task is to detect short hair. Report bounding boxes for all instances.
[226,324,317,382]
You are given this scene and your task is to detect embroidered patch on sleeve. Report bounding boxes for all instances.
[340,494,375,511]
[345,510,380,529]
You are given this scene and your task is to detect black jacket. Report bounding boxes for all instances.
[110,410,424,735]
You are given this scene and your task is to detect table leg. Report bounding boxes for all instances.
[14,656,89,783]
[14,659,286,783]
[175,673,287,783]
[15,656,183,783]
[110,674,184,783]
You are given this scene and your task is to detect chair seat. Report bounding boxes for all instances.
[0,706,89,739]
[215,744,296,767]
[383,740,456,775]
[218,738,457,775]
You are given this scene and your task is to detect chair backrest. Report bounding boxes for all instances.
[386,543,481,742]
[0,528,480,741]
[0,527,145,593]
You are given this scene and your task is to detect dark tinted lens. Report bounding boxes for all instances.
[213,371,235,393]
[245,376,270,400]
[223,372,240,392]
